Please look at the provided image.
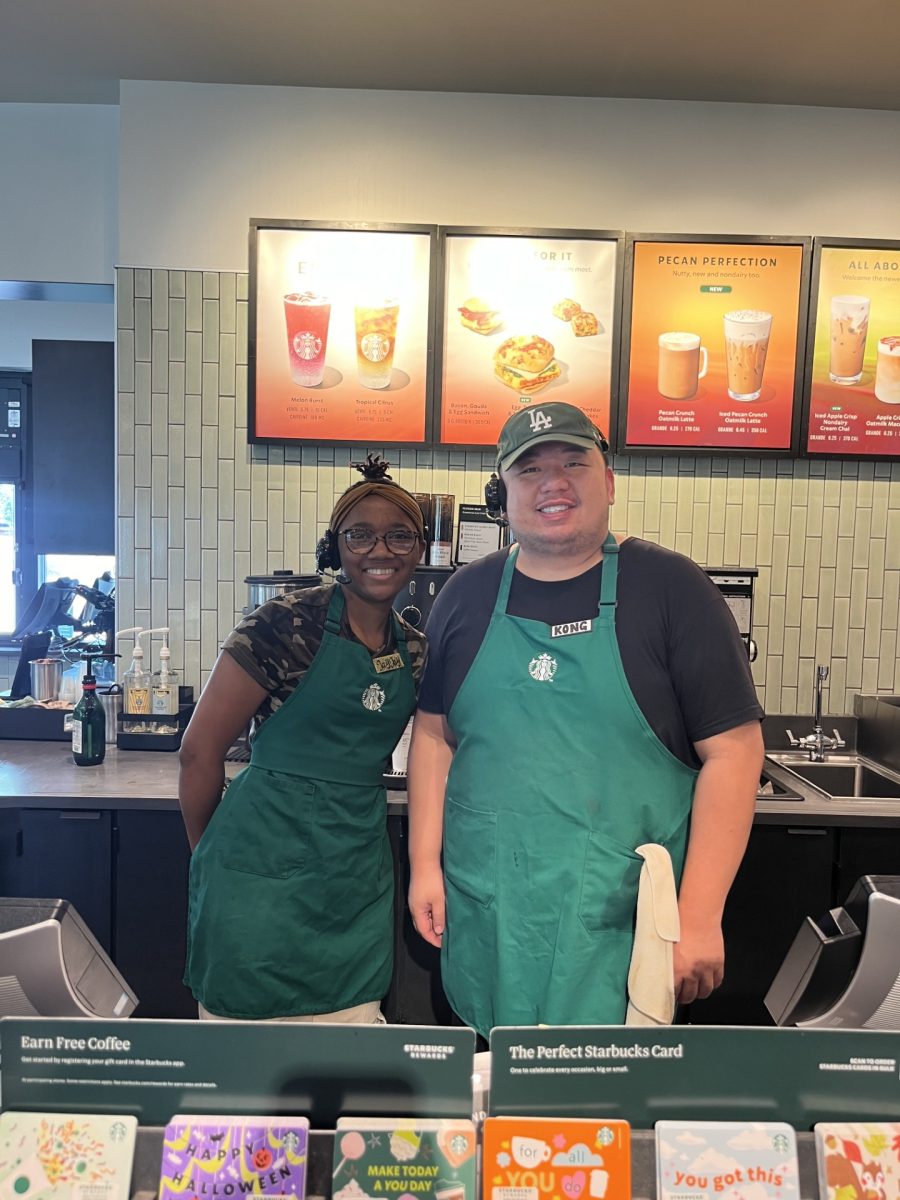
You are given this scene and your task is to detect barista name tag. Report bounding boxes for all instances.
[550,619,592,638]
[372,651,404,674]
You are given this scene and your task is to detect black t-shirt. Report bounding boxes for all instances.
[418,537,763,768]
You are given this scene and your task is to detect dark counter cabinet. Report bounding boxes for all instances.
[384,814,454,1026]
[114,810,196,1018]
[0,785,899,1026]
[834,827,900,906]
[0,808,114,953]
[0,806,191,1017]
[687,824,837,1026]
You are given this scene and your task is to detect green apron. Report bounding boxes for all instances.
[442,535,698,1038]
[185,585,416,1020]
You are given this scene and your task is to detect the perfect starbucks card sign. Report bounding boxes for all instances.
[803,237,900,458]
[1,1018,475,1125]
[489,1027,900,1127]
[620,235,810,454]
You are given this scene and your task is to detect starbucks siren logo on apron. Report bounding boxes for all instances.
[528,653,557,682]
[362,682,386,710]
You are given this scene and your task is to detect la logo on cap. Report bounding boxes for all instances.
[529,409,553,432]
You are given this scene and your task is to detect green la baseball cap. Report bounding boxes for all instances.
[496,402,610,471]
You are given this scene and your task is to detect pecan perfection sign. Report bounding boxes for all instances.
[623,239,807,452]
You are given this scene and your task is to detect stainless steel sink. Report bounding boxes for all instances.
[757,771,803,800]
[765,752,900,800]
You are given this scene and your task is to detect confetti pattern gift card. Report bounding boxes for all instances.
[0,1112,138,1200]
[158,1117,309,1200]
[481,1116,631,1200]
[655,1121,799,1200]
[332,1119,476,1200]
[814,1122,900,1200]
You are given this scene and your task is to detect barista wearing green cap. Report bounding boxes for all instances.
[180,457,426,1022]
[407,402,763,1038]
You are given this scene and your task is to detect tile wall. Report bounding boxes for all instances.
[115,268,900,715]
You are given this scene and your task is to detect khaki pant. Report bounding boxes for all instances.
[198,1000,385,1024]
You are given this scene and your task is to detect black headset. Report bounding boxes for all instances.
[484,431,610,520]
[315,529,343,574]
[484,473,507,521]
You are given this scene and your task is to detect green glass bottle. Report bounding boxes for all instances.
[72,665,106,766]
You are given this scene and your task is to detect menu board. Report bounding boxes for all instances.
[438,230,621,447]
[249,221,435,444]
[804,239,900,457]
[621,238,808,452]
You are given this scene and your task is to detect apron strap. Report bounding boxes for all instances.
[324,585,344,635]
[599,532,619,610]
[495,544,519,612]
[391,607,408,647]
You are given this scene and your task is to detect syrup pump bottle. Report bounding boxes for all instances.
[118,626,150,733]
[72,654,109,767]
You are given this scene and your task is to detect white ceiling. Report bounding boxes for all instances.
[3,0,900,110]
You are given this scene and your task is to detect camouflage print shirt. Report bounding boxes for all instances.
[222,581,427,735]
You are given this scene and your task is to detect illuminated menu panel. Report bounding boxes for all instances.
[250,221,435,445]
[438,230,622,447]
[804,240,900,458]
[621,237,808,453]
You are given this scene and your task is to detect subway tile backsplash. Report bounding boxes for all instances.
[115,268,900,713]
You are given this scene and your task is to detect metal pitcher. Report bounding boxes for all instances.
[29,657,63,702]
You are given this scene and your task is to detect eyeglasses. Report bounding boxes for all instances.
[340,527,421,555]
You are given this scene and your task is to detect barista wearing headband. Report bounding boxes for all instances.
[180,456,426,1022]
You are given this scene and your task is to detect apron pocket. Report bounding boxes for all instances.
[443,796,497,907]
[578,831,643,933]
[218,770,315,879]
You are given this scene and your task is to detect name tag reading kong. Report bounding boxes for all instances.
[550,620,592,639]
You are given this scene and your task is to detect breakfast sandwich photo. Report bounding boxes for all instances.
[493,334,562,395]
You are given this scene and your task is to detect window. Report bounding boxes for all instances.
[0,352,115,646]
[40,554,115,591]
[0,483,16,635]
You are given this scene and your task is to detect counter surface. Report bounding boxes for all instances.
[0,742,232,810]
[1,740,900,825]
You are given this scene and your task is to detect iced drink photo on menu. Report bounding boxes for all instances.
[829,294,870,384]
[284,290,331,387]
[355,298,400,389]
[724,309,772,401]
[874,335,900,404]
[657,331,708,400]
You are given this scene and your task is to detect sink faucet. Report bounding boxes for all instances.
[785,665,847,762]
